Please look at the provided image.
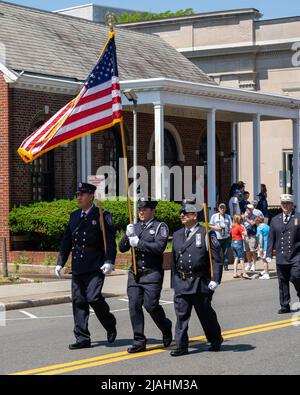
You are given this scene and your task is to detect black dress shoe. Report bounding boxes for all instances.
[107,328,117,344]
[209,337,224,352]
[163,330,173,347]
[170,348,189,357]
[278,307,291,314]
[127,345,146,354]
[68,341,91,350]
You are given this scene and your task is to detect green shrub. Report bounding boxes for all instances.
[13,253,32,265]
[9,198,183,251]
[43,255,57,266]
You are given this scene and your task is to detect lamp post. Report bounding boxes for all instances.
[123,89,138,223]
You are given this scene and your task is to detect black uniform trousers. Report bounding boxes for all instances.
[72,271,116,342]
[127,274,172,346]
[277,263,300,309]
[174,292,222,350]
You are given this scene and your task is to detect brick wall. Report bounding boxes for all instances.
[9,88,77,207]
[0,73,10,254]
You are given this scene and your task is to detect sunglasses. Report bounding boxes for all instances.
[180,211,196,216]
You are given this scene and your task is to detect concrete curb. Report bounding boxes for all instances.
[2,292,127,311]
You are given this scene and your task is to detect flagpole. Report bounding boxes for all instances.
[106,13,138,278]
[96,197,107,256]
[120,121,138,277]
[203,202,214,279]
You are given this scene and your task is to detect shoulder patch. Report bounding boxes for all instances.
[104,211,114,227]
[160,223,169,238]
[211,234,220,248]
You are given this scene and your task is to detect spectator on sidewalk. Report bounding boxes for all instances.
[257,192,269,224]
[240,191,251,214]
[255,216,271,280]
[243,205,258,272]
[229,181,245,199]
[229,190,242,218]
[252,200,264,219]
[260,184,268,199]
[210,203,232,273]
[230,215,248,279]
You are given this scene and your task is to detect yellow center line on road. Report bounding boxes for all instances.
[10,316,300,376]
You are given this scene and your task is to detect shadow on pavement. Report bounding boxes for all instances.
[188,343,256,355]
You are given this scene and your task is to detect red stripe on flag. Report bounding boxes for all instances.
[40,115,118,148]
[63,97,122,126]
[22,101,74,150]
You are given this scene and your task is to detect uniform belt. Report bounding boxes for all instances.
[176,269,202,280]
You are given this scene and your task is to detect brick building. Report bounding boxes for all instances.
[0,2,300,255]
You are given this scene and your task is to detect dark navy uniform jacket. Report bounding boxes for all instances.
[57,205,117,275]
[267,211,300,265]
[119,220,169,284]
[171,225,221,295]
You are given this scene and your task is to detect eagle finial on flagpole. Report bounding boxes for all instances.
[105,12,117,32]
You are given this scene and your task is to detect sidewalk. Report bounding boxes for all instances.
[0,260,277,311]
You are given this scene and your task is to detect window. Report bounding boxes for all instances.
[282,151,293,194]
[31,120,55,202]
[32,152,54,202]
[102,126,123,196]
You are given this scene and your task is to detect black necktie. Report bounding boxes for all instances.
[141,223,147,230]
[284,215,289,225]
[186,229,191,240]
[81,212,87,220]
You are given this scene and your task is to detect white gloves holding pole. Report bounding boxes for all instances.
[126,224,140,248]
[208,281,219,291]
[101,262,115,275]
[55,265,63,279]
[126,224,135,237]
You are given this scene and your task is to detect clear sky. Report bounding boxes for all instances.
[3,0,300,20]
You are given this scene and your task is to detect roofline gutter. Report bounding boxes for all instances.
[2,69,300,110]
[0,63,20,83]
[120,78,300,109]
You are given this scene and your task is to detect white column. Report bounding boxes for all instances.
[253,114,261,197]
[80,137,87,182]
[76,140,81,185]
[86,135,92,179]
[231,122,237,184]
[154,103,164,200]
[80,136,92,182]
[293,115,300,210]
[207,109,216,215]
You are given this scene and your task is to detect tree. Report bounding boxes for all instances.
[117,9,195,24]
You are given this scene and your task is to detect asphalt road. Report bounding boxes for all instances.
[1,278,299,376]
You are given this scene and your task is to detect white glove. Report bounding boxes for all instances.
[55,265,62,279]
[101,262,115,275]
[126,224,135,237]
[129,235,139,248]
[266,257,272,264]
[208,281,219,291]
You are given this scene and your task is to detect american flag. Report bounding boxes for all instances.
[18,32,123,164]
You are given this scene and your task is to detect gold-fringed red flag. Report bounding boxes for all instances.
[18,31,122,164]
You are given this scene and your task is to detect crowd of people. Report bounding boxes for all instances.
[209,181,271,280]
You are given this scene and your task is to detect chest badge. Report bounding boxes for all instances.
[149,229,155,235]
[294,218,298,226]
[92,220,97,226]
[196,233,202,247]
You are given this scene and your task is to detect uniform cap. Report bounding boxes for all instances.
[138,197,158,209]
[280,194,294,203]
[76,182,97,195]
[180,198,199,214]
